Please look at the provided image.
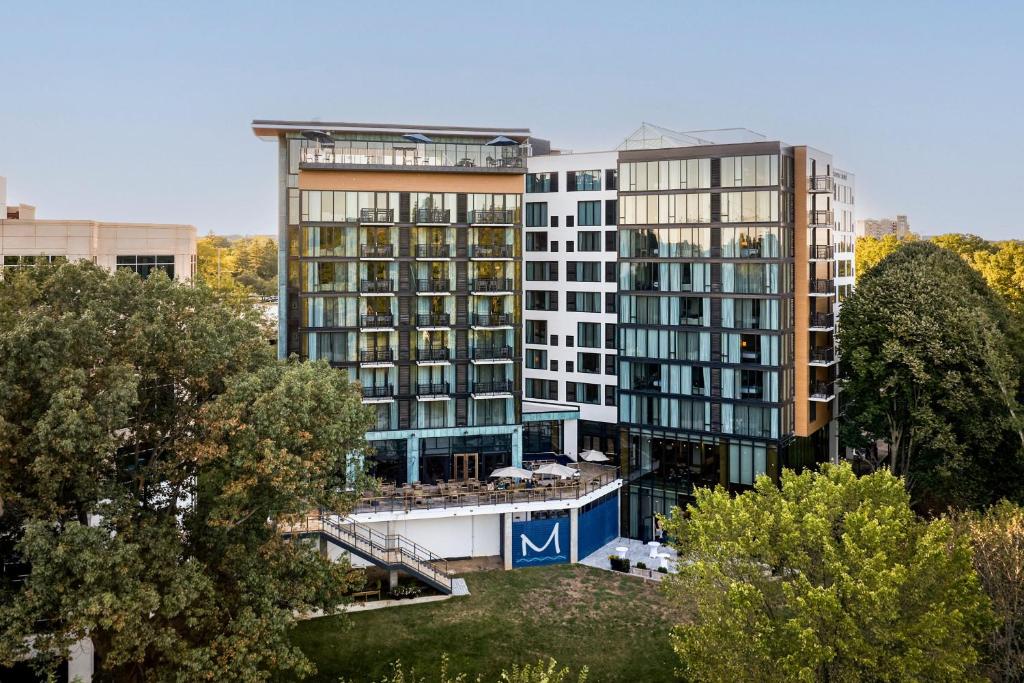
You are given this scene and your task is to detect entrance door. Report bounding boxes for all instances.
[453,453,479,481]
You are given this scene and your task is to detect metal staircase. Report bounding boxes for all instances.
[292,514,453,594]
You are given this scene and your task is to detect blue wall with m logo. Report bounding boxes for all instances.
[512,518,569,567]
[578,495,619,560]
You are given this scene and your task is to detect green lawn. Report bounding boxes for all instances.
[290,564,689,682]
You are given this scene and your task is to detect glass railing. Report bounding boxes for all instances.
[809,312,834,328]
[300,143,526,170]
[809,210,834,226]
[809,279,835,294]
[809,347,835,363]
[810,381,835,398]
[809,244,834,259]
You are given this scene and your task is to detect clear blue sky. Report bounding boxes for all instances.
[2,1,1022,239]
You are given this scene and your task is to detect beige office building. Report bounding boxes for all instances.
[856,214,909,239]
[1,177,196,280]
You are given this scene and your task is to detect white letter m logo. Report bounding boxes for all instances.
[521,522,560,557]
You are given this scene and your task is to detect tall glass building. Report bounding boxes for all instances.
[614,126,841,539]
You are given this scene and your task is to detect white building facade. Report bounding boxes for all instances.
[523,151,620,459]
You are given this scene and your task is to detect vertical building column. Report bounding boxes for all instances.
[563,418,578,460]
[569,508,579,563]
[503,512,513,570]
[406,435,419,484]
[511,426,523,468]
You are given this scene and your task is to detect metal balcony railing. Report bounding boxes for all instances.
[809,210,834,226]
[416,313,451,327]
[809,312,834,329]
[473,380,513,394]
[810,347,835,363]
[810,244,834,260]
[416,382,451,396]
[360,313,394,328]
[470,277,513,292]
[469,209,516,225]
[417,278,451,293]
[415,208,451,224]
[472,312,513,327]
[415,244,451,258]
[360,244,394,258]
[810,381,835,399]
[360,279,395,294]
[360,348,394,364]
[417,347,450,362]
[809,278,835,295]
[359,208,394,224]
[362,385,393,399]
[809,176,834,193]
[473,345,513,361]
[470,244,513,258]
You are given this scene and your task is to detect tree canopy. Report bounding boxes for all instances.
[838,241,1024,510]
[197,233,277,296]
[663,464,993,682]
[0,262,373,681]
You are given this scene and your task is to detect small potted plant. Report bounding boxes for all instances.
[635,561,647,570]
[609,555,630,573]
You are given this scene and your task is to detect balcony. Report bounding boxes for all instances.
[469,209,516,225]
[472,380,514,396]
[809,210,834,226]
[810,381,836,402]
[473,345,513,361]
[472,312,513,328]
[360,279,395,294]
[809,347,837,366]
[360,348,395,365]
[415,244,451,259]
[360,208,394,225]
[809,244,834,260]
[740,385,764,399]
[417,347,450,362]
[359,313,394,329]
[360,244,394,259]
[809,279,835,296]
[470,244,513,259]
[416,313,451,328]
[416,382,451,399]
[470,277,514,293]
[361,385,394,401]
[809,312,835,330]
[417,278,452,294]
[809,176,834,193]
[415,208,451,225]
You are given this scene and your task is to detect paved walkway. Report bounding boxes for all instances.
[451,578,470,596]
[580,537,678,573]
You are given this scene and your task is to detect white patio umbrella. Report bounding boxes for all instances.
[579,449,611,463]
[533,463,577,479]
[488,466,533,480]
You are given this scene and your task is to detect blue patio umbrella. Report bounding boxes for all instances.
[402,133,434,143]
[485,135,518,146]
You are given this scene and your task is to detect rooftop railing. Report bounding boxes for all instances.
[351,464,620,514]
[300,144,526,171]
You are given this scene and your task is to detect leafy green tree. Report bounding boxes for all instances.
[0,262,373,681]
[663,464,993,682]
[197,233,278,296]
[972,241,1024,320]
[364,656,588,683]
[953,501,1024,681]
[838,241,1024,510]
[930,233,997,259]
